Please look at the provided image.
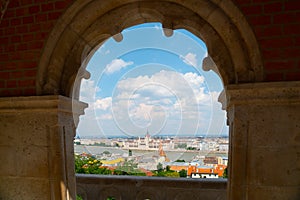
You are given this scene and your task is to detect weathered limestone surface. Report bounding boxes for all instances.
[76,174,227,200]
[225,82,300,200]
[0,95,87,200]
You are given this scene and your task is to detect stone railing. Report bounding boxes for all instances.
[76,174,227,200]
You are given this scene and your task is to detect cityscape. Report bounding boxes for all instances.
[74,131,228,178]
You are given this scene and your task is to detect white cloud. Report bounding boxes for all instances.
[183,72,204,87]
[94,97,112,110]
[79,79,100,103]
[105,59,133,74]
[129,103,152,121]
[116,70,204,100]
[109,70,210,133]
[180,53,198,67]
[96,113,113,120]
[78,70,227,136]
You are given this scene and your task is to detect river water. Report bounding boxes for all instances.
[74,145,227,162]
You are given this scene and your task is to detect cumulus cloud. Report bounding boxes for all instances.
[108,70,212,134]
[105,59,133,74]
[94,97,112,110]
[204,91,227,135]
[180,53,198,67]
[96,113,113,120]
[79,79,100,103]
[79,70,226,136]
[115,70,205,100]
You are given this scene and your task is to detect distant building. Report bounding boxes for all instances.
[165,162,189,171]
[221,157,228,166]
[219,143,229,152]
[203,157,218,166]
[190,173,219,179]
[187,163,226,178]
[158,141,170,162]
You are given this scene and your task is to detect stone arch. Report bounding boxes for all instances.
[99,187,121,200]
[136,188,159,200]
[76,185,88,200]
[37,0,263,98]
[174,192,197,200]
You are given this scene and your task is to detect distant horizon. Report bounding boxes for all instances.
[76,134,229,139]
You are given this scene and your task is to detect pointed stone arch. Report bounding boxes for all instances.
[37,0,263,98]
[22,1,300,200]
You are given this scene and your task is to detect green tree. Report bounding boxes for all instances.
[164,171,179,178]
[175,159,185,162]
[128,149,132,156]
[179,169,187,177]
[153,165,180,177]
[74,155,112,175]
[186,147,197,150]
[157,163,163,172]
[223,167,228,178]
[166,165,171,172]
[76,195,83,200]
[75,155,87,173]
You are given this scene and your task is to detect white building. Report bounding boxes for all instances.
[219,143,229,152]
[191,173,219,179]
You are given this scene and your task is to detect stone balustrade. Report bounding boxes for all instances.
[76,174,227,200]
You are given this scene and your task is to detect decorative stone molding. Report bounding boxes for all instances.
[224,81,300,108]
[37,0,263,97]
[0,95,87,114]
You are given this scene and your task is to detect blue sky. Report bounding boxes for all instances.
[77,23,228,138]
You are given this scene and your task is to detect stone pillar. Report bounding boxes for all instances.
[0,95,87,200]
[225,82,300,200]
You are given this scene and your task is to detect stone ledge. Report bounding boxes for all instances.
[223,81,300,108]
[0,95,87,115]
[76,174,227,200]
[76,174,227,189]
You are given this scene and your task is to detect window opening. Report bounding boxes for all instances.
[75,23,228,179]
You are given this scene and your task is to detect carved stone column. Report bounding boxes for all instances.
[225,82,300,200]
[0,95,87,200]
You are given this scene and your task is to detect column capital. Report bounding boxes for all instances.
[222,81,300,109]
[0,95,87,115]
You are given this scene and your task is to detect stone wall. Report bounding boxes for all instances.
[76,174,227,200]
[225,82,300,199]
[0,96,87,200]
